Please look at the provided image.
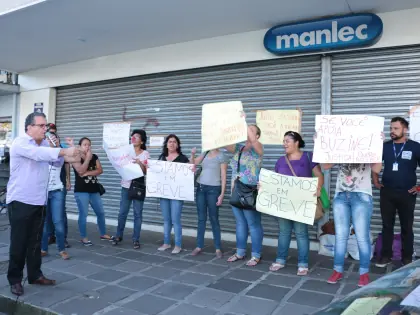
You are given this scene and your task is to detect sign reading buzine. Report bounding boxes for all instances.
[313,115,384,163]
[257,169,318,225]
[264,14,383,54]
[146,160,194,201]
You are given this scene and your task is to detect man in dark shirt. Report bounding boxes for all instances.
[373,117,420,267]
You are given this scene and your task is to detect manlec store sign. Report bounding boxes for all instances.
[264,14,383,55]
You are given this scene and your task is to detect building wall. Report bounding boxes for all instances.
[18,8,420,93]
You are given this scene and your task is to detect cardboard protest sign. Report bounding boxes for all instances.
[103,122,131,148]
[313,115,384,163]
[256,168,318,225]
[256,110,301,144]
[146,160,194,201]
[201,101,247,151]
[104,144,143,181]
[409,105,420,143]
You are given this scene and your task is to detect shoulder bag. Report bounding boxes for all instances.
[285,154,324,222]
[229,147,258,211]
[194,151,209,183]
[128,176,146,201]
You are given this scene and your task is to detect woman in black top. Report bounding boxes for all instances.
[157,134,191,254]
[72,137,111,246]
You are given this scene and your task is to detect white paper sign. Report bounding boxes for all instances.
[104,144,143,181]
[149,136,165,147]
[256,168,318,225]
[201,101,247,151]
[410,106,420,143]
[146,160,194,201]
[103,122,131,148]
[401,284,420,307]
[313,115,384,163]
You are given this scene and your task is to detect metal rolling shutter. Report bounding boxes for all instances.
[56,56,322,240]
[331,45,420,244]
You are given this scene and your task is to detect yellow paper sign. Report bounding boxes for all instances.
[341,297,391,315]
[201,101,247,151]
[256,168,318,225]
[256,110,301,144]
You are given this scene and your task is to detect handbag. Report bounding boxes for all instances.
[229,147,258,211]
[98,183,106,196]
[285,154,324,222]
[128,176,146,201]
[194,151,209,183]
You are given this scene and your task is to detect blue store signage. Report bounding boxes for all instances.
[264,14,383,55]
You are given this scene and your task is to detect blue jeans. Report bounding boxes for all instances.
[41,189,66,252]
[333,192,373,275]
[276,218,309,268]
[160,198,183,247]
[47,188,68,240]
[232,206,263,259]
[196,184,222,249]
[116,187,144,242]
[74,192,107,238]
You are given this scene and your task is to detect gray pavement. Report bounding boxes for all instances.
[0,213,396,315]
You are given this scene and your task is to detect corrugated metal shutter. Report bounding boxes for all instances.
[56,56,322,240]
[331,45,420,244]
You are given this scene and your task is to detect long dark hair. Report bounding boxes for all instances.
[162,134,182,157]
[78,137,91,146]
[284,131,305,148]
[131,129,147,150]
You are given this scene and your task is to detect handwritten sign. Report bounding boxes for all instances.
[256,168,318,225]
[410,105,420,143]
[341,297,391,315]
[149,136,165,148]
[103,122,131,148]
[313,115,384,163]
[104,144,144,181]
[202,101,247,151]
[146,160,194,201]
[401,284,420,307]
[257,110,301,144]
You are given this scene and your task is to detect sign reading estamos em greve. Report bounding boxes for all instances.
[264,14,383,55]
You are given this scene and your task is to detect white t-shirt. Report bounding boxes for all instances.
[121,150,150,189]
[48,165,64,191]
[335,164,372,196]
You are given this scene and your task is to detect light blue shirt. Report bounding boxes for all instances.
[7,134,64,205]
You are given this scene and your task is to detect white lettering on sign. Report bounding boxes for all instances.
[276,21,368,49]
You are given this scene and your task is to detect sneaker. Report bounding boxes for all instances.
[327,271,343,284]
[375,257,392,268]
[358,273,370,287]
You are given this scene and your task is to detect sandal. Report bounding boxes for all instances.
[100,235,112,241]
[269,262,285,271]
[227,254,245,262]
[41,250,48,257]
[246,257,260,267]
[191,248,202,256]
[215,250,223,259]
[133,241,140,249]
[59,251,70,260]
[158,244,171,251]
[111,237,122,246]
[297,267,309,276]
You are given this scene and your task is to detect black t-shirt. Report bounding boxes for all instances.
[382,140,420,191]
[159,153,189,163]
[73,154,101,193]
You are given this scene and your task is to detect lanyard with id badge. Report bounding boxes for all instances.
[392,142,406,171]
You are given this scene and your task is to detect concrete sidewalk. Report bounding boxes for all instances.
[0,214,395,315]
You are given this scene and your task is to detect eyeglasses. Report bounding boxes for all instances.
[32,124,47,129]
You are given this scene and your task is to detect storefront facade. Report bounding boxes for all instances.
[16,8,420,247]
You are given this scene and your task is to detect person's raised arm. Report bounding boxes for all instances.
[312,165,324,197]
[248,126,263,156]
[72,150,92,175]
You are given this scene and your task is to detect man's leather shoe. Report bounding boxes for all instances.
[11,283,23,296]
[29,276,56,285]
